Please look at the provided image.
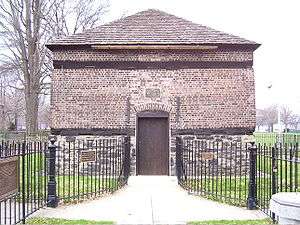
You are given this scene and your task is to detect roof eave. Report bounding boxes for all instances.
[46,43,261,51]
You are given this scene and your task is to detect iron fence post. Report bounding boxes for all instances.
[21,142,26,224]
[47,136,58,207]
[124,136,130,182]
[271,147,277,195]
[247,142,257,210]
[271,146,277,221]
[176,136,182,183]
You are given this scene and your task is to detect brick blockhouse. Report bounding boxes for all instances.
[47,9,260,175]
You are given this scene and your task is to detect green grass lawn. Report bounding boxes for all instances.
[254,133,300,193]
[18,152,122,203]
[254,133,277,146]
[256,154,300,192]
[188,218,272,225]
[184,177,272,207]
[184,177,249,206]
[26,217,114,224]
[18,152,47,201]
[27,218,272,225]
[183,163,299,208]
[18,152,123,202]
[56,175,121,203]
[18,174,121,203]
[254,132,300,146]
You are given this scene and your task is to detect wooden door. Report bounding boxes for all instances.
[137,117,169,175]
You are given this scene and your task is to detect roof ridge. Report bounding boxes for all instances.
[47,9,260,48]
[91,9,254,43]
[139,9,253,44]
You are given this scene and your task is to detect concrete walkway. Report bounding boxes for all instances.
[35,176,267,224]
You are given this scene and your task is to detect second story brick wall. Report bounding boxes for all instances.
[50,49,256,134]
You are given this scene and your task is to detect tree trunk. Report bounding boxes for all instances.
[0,104,4,130]
[284,123,288,132]
[25,87,39,134]
[270,124,273,132]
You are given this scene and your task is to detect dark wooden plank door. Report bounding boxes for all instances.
[137,117,169,175]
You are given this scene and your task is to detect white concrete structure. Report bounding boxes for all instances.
[270,192,300,225]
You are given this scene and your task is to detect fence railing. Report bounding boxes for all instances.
[256,142,299,217]
[176,136,300,221]
[0,140,48,224]
[176,137,251,207]
[54,136,130,203]
[0,135,131,224]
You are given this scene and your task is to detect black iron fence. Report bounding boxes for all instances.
[256,143,299,217]
[176,137,251,207]
[0,135,130,224]
[176,136,300,220]
[2,133,298,224]
[0,140,48,224]
[54,136,130,203]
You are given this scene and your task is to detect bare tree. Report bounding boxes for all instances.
[0,72,25,130]
[0,0,109,134]
[290,114,300,130]
[47,0,109,36]
[280,105,293,131]
[256,109,265,131]
[38,101,50,129]
[5,89,25,129]
[0,71,5,130]
[262,105,278,132]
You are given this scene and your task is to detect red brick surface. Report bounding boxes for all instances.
[50,50,255,132]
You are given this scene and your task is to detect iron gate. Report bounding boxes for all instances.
[176,137,252,207]
[53,136,131,203]
[176,136,300,221]
[0,135,131,224]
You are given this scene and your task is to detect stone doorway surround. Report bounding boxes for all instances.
[132,102,173,176]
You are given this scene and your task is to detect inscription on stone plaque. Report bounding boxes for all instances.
[80,150,96,163]
[242,135,255,143]
[0,157,18,200]
[145,88,160,98]
[200,152,214,160]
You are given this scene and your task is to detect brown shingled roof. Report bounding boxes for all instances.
[47,9,258,47]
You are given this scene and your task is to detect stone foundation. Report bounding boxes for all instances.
[177,134,253,176]
[55,135,126,176]
[54,134,253,177]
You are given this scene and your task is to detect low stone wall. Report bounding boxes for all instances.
[176,134,253,177]
[54,134,253,177]
[55,135,126,176]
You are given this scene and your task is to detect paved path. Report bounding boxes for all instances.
[34,176,267,224]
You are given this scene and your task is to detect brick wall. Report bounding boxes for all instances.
[50,49,255,133]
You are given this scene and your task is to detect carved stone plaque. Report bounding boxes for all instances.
[66,136,76,142]
[242,135,255,143]
[0,157,18,200]
[145,88,160,99]
[200,152,215,160]
[80,150,96,163]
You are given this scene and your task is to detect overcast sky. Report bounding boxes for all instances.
[104,0,300,113]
